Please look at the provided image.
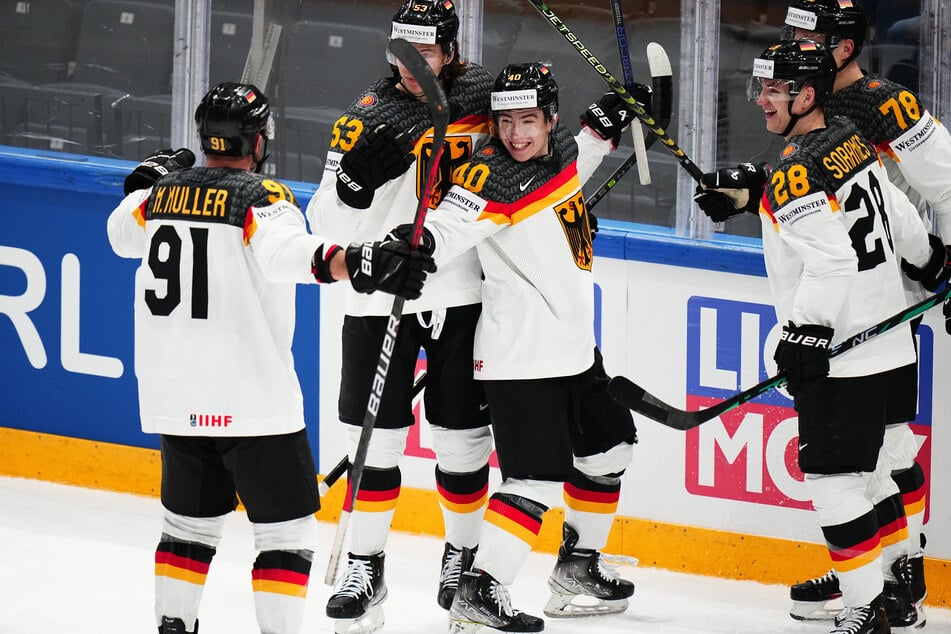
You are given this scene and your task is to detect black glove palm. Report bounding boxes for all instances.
[694,163,769,223]
[773,322,834,397]
[345,240,436,299]
[336,123,415,209]
[580,89,644,148]
[124,148,196,195]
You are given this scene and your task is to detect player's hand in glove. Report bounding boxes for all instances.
[581,89,643,148]
[345,239,436,299]
[944,295,951,335]
[386,223,436,257]
[336,123,416,209]
[773,321,834,397]
[693,162,769,222]
[124,148,196,195]
[901,234,951,293]
[588,212,599,242]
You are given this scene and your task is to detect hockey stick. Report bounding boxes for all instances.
[608,287,951,431]
[526,0,704,183]
[586,42,673,210]
[610,0,650,186]
[317,370,427,497]
[324,39,449,585]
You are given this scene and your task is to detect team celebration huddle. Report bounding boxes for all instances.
[106,0,950,633]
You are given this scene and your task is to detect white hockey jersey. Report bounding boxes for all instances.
[107,167,323,437]
[306,66,493,316]
[424,125,612,380]
[759,116,933,378]
[826,75,951,304]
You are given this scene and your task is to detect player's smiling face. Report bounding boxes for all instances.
[495,108,552,162]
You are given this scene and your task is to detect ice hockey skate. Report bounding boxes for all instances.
[906,552,928,628]
[543,523,634,618]
[448,569,544,633]
[438,544,477,610]
[326,552,388,634]
[789,569,843,621]
[884,554,923,629]
[830,593,889,634]
[158,616,196,634]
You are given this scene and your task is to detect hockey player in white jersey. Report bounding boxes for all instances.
[701,40,948,634]
[305,1,496,631]
[780,1,951,626]
[107,81,433,634]
[393,62,644,632]
[696,1,951,627]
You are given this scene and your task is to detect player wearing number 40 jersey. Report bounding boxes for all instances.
[705,40,948,634]
[107,82,432,634]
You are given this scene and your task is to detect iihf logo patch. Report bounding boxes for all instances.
[357,93,378,109]
[867,80,883,90]
[781,143,800,158]
[479,146,498,157]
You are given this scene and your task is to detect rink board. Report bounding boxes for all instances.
[0,148,948,605]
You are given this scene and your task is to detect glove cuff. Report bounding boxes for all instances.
[780,322,834,350]
[312,244,343,284]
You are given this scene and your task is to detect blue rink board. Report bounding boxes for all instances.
[0,147,766,465]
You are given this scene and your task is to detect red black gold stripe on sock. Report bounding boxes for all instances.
[155,539,215,586]
[875,493,910,549]
[485,493,543,545]
[893,462,927,519]
[345,466,401,513]
[436,465,489,514]
[823,511,882,574]
[251,550,312,598]
[563,470,621,515]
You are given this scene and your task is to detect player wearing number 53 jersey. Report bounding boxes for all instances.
[107,82,432,634]
[745,42,948,634]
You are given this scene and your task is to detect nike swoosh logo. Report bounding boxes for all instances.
[519,175,536,191]
[798,443,808,451]
[479,403,489,411]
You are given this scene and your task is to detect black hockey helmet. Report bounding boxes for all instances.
[783,0,868,61]
[491,62,559,121]
[391,0,459,53]
[748,40,836,137]
[194,82,273,160]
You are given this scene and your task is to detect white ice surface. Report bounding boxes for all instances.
[1,476,948,634]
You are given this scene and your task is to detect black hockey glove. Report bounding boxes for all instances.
[345,239,436,299]
[773,322,834,397]
[386,223,436,257]
[589,211,599,242]
[900,234,951,293]
[336,123,416,209]
[123,147,196,195]
[580,89,643,148]
[693,163,769,222]
[945,296,951,335]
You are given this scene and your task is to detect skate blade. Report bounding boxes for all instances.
[788,599,841,621]
[333,606,385,634]
[543,592,628,618]
[448,619,484,633]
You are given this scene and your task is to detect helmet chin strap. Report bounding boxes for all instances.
[253,135,269,173]
[778,95,819,138]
